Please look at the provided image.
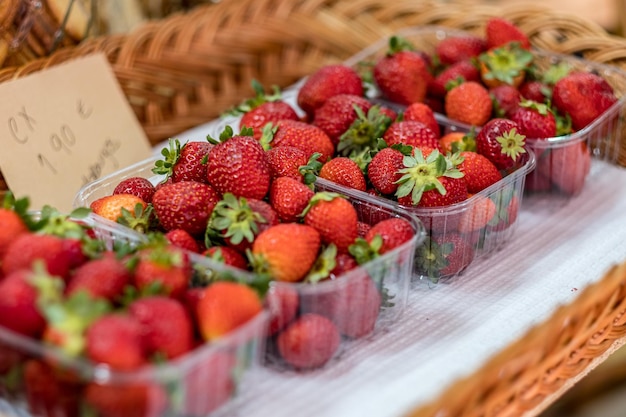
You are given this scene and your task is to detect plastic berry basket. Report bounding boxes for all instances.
[0,212,268,417]
[74,156,425,371]
[343,25,626,202]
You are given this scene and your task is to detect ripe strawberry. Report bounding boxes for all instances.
[399,175,467,208]
[269,176,315,223]
[90,193,147,224]
[203,246,249,270]
[429,59,481,98]
[367,147,405,195]
[66,251,131,301]
[302,192,359,254]
[537,141,591,195]
[552,71,618,131]
[0,269,46,337]
[0,206,28,258]
[373,36,433,105]
[297,64,364,119]
[416,234,475,280]
[272,120,335,162]
[133,246,192,299]
[165,229,201,253]
[153,139,213,184]
[519,80,551,103]
[113,176,156,204]
[206,128,271,200]
[85,382,168,417]
[85,313,147,370]
[128,296,194,359]
[475,118,527,171]
[3,233,74,279]
[439,130,477,154]
[265,283,299,335]
[510,100,556,139]
[312,94,372,145]
[182,351,237,416]
[365,217,415,254]
[403,102,441,137]
[445,81,493,126]
[485,17,531,50]
[383,120,440,149]
[23,360,81,417]
[152,181,220,236]
[489,192,520,232]
[436,35,486,65]
[265,145,310,182]
[318,157,367,192]
[457,151,502,193]
[276,313,340,369]
[250,223,321,282]
[196,281,263,341]
[458,196,498,233]
[490,84,522,118]
[240,100,299,140]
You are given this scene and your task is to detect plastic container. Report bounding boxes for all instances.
[0,212,268,417]
[74,156,425,371]
[343,25,626,202]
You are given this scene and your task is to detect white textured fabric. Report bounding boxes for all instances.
[172,117,626,417]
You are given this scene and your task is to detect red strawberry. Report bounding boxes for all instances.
[365,217,415,254]
[269,176,315,223]
[537,141,591,195]
[250,223,321,282]
[318,157,367,192]
[297,64,364,119]
[485,17,531,50]
[276,313,340,369]
[85,314,147,370]
[85,383,168,417]
[152,181,220,236]
[302,192,359,254]
[429,59,481,98]
[128,296,194,359]
[165,229,201,253]
[90,193,148,224]
[172,141,213,183]
[0,206,28,258]
[509,100,556,139]
[133,246,192,299]
[66,252,131,301]
[382,120,440,149]
[113,177,156,204]
[0,269,46,337]
[272,120,335,162]
[182,351,237,416]
[23,360,81,417]
[206,130,271,200]
[399,175,467,208]
[403,102,441,138]
[519,80,551,103]
[489,193,520,232]
[490,84,522,118]
[458,151,502,193]
[312,94,372,145]
[203,246,249,270]
[367,147,405,195]
[445,81,493,126]
[374,36,432,105]
[552,71,618,131]
[2,233,74,279]
[416,234,475,280]
[436,35,487,65]
[265,283,299,335]
[458,196,498,233]
[240,100,299,140]
[265,145,310,182]
[475,118,527,171]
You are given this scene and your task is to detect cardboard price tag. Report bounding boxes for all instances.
[0,53,153,212]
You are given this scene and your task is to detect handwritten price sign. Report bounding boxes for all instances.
[0,54,152,212]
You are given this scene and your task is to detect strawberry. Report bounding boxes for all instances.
[182,351,237,416]
[302,192,359,254]
[318,157,367,192]
[113,176,156,204]
[265,145,310,182]
[445,80,493,126]
[403,102,440,137]
[364,217,416,254]
[457,151,502,193]
[0,269,46,337]
[240,101,299,140]
[519,80,551,103]
[2,233,74,279]
[66,251,131,301]
[250,223,321,282]
[85,383,168,417]
[152,180,220,236]
[416,234,475,280]
[439,130,477,154]
[485,17,531,50]
[85,313,147,370]
[271,120,335,163]
[436,35,486,66]
[165,229,201,253]
[475,118,527,171]
[128,296,194,359]
[537,141,591,195]
[489,192,520,232]
[196,281,263,341]
[90,193,148,224]
[457,196,498,233]
[552,71,618,131]
[133,245,192,299]
[312,94,372,145]
[478,43,533,88]
[373,36,433,105]
[297,64,364,119]
[0,206,28,258]
[265,283,299,335]
[276,313,340,369]
[490,84,522,118]
[399,174,467,208]
[429,59,481,98]
[23,360,81,417]
[509,100,556,139]
[367,147,405,195]
[382,120,440,149]
[153,139,213,184]
[268,176,315,223]
[203,246,249,270]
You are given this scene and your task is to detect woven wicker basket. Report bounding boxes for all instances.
[2,3,626,415]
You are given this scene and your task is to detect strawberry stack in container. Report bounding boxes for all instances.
[0,194,268,417]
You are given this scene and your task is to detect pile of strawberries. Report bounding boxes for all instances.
[0,193,264,417]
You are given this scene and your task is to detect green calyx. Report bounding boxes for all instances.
[541,62,572,85]
[451,129,477,153]
[415,237,454,282]
[348,235,383,265]
[496,127,527,161]
[259,123,278,151]
[519,99,551,116]
[300,191,344,218]
[394,148,464,205]
[117,203,155,234]
[208,193,266,246]
[153,138,183,178]
[224,79,282,116]
[337,104,392,156]
[387,35,416,55]
[299,153,324,186]
[479,43,533,85]
[304,244,338,283]
[207,125,254,146]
